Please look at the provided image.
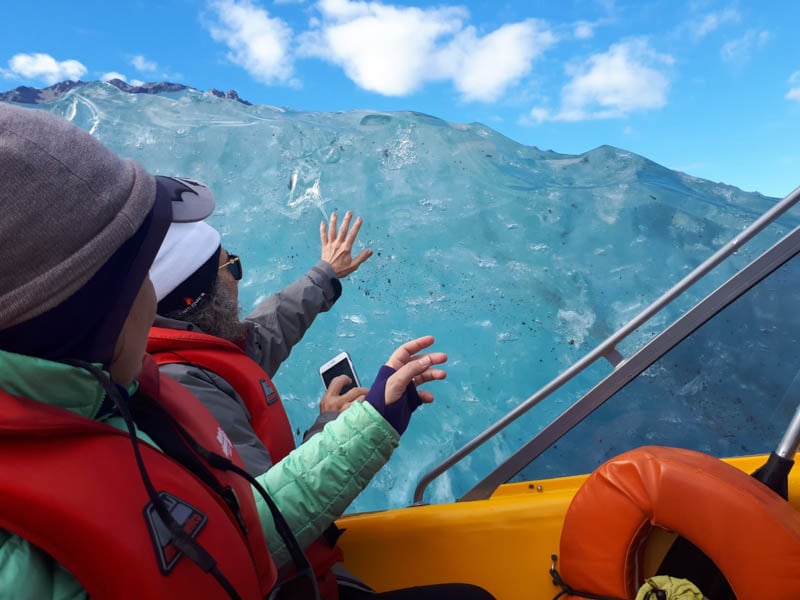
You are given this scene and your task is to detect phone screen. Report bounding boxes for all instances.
[321,356,359,393]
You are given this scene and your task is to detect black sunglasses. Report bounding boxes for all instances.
[218,254,242,281]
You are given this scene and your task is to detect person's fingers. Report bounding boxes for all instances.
[337,211,353,241]
[326,374,351,396]
[410,363,448,386]
[336,249,373,277]
[341,386,369,403]
[327,212,338,241]
[339,388,366,412]
[386,335,436,368]
[398,355,447,384]
[416,390,435,404]
[386,348,446,374]
[350,248,373,270]
[321,378,361,412]
[320,219,328,245]
[384,354,447,405]
[343,215,363,247]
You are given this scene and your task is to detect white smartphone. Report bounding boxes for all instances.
[319,351,360,394]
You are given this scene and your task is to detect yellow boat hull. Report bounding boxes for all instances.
[337,454,800,599]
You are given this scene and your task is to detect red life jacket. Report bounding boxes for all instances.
[147,326,344,599]
[0,355,277,600]
[147,326,295,462]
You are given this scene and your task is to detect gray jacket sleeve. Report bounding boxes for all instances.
[159,362,274,477]
[244,261,341,379]
[302,411,339,443]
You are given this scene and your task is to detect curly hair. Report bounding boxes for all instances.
[166,278,246,344]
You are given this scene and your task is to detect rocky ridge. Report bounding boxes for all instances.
[0,79,251,105]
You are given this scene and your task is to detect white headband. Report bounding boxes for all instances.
[150,221,221,301]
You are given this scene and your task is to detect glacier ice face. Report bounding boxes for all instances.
[20,82,799,511]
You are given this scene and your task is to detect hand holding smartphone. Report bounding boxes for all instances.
[319,351,360,394]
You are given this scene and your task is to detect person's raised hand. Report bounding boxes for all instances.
[320,211,373,278]
[364,336,447,435]
[382,335,447,406]
[320,375,368,413]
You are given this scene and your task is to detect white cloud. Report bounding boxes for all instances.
[5,53,87,85]
[597,0,617,13]
[205,0,295,85]
[721,29,770,63]
[101,71,127,82]
[297,0,556,102]
[532,38,672,122]
[299,1,467,96]
[529,107,550,124]
[687,8,740,39]
[438,21,556,102]
[786,71,800,102]
[573,21,595,40]
[131,79,146,87]
[131,55,158,72]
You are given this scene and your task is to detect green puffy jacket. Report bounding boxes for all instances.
[0,349,399,600]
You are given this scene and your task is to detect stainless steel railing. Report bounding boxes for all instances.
[413,186,800,505]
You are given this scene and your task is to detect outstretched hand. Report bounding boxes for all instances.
[382,335,447,406]
[320,211,373,278]
[320,375,368,413]
[364,336,447,435]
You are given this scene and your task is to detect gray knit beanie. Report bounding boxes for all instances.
[0,103,155,330]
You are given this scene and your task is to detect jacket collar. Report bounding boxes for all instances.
[0,349,108,419]
[153,314,199,331]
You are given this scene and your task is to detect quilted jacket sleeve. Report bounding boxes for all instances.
[253,401,398,568]
[0,530,86,600]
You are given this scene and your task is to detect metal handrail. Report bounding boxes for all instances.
[413,186,800,505]
[461,223,800,500]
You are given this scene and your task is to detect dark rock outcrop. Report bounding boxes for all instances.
[0,80,251,105]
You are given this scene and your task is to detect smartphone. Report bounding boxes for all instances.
[319,351,360,394]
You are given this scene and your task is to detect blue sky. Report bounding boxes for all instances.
[1,0,799,197]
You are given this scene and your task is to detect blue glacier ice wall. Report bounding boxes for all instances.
[18,82,798,512]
